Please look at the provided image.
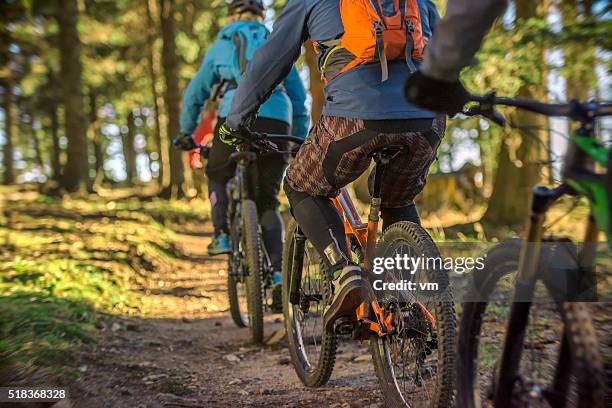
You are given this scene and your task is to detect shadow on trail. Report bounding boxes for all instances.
[66,313,382,408]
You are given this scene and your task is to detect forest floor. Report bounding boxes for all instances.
[0,189,382,408]
[68,229,382,408]
[0,187,609,407]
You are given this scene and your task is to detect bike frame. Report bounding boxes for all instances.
[488,110,609,407]
[328,149,437,338]
[332,194,393,334]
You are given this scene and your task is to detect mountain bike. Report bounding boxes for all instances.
[457,93,611,408]
[267,140,457,407]
[224,134,305,343]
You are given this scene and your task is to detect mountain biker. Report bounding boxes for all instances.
[188,106,217,170]
[405,0,509,114]
[219,0,444,331]
[174,0,308,306]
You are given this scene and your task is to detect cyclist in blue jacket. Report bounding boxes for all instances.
[174,0,308,304]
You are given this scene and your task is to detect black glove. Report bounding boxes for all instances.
[405,71,469,116]
[218,122,242,146]
[172,134,198,151]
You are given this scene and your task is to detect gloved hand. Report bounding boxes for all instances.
[172,134,198,151]
[405,71,469,116]
[218,122,242,146]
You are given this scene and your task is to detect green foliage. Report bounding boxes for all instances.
[0,192,210,369]
[0,255,133,365]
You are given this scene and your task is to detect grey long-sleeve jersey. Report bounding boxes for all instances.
[422,0,508,81]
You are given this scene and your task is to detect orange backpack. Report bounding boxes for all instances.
[315,0,427,83]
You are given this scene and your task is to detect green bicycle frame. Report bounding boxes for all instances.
[565,131,611,247]
[493,119,610,408]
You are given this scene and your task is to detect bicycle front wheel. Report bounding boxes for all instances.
[282,219,337,387]
[370,221,456,408]
[227,202,247,328]
[457,239,605,408]
[242,199,264,343]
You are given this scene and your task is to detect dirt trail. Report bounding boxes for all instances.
[71,224,383,408]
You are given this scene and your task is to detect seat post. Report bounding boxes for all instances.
[364,153,389,273]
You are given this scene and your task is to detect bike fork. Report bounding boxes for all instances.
[577,214,599,301]
[289,228,306,305]
[493,185,567,408]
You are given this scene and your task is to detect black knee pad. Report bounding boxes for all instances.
[381,204,420,230]
[283,178,309,212]
[256,197,280,217]
[205,164,234,184]
[259,209,283,234]
[286,185,349,270]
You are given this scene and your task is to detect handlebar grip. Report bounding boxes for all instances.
[490,110,506,126]
[596,103,612,117]
[463,106,506,127]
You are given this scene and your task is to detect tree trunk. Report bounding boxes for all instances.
[32,125,44,170]
[2,83,16,185]
[145,0,166,187]
[123,111,137,186]
[159,0,185,198]
[49,104,62,183]
[88,93,105,186]
[560,0,596,102]
[482,0,550,226]
[56,0,90,192]
[304,40,324,124]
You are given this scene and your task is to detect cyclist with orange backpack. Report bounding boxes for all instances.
[219,0,443,330]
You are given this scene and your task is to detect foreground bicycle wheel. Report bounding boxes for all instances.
[282,219,337,387]
[242,199,264,343]
[370,221,456,408]
[457,239,605,408]
[227,200,247,328]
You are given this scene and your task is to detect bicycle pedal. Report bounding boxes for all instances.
[334,317,356,335]
[352,320,370,341]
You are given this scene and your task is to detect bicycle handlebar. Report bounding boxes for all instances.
[242,131,305,146]
[231,128,304,155]
[464,92,612,125]
[180,130,303,162]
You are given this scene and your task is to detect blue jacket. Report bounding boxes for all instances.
[180,21,309,138]
[227,0,439,130]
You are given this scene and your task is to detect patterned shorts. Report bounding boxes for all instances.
[286,115,446,208]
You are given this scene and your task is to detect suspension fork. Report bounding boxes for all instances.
[235,144,258,202]
[238,164,248,201]
[238,159,253,202]
[493,184,568,408]
[577,214,599,301]
[289,227,306,305]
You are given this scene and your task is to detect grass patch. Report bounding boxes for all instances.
[0,258,136,367]
[0,193,201,373]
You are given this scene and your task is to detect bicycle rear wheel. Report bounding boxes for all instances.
[370,221,456,408]
[242,199,264,343]
[457,239,605,408]
[228,201,247,328]
[282,219,337,387]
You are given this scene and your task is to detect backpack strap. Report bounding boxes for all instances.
[232,31,248,74]
[374,21,388,81]
[405,19,417,73]
[368,0,386,28]
[368,0,389,81]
